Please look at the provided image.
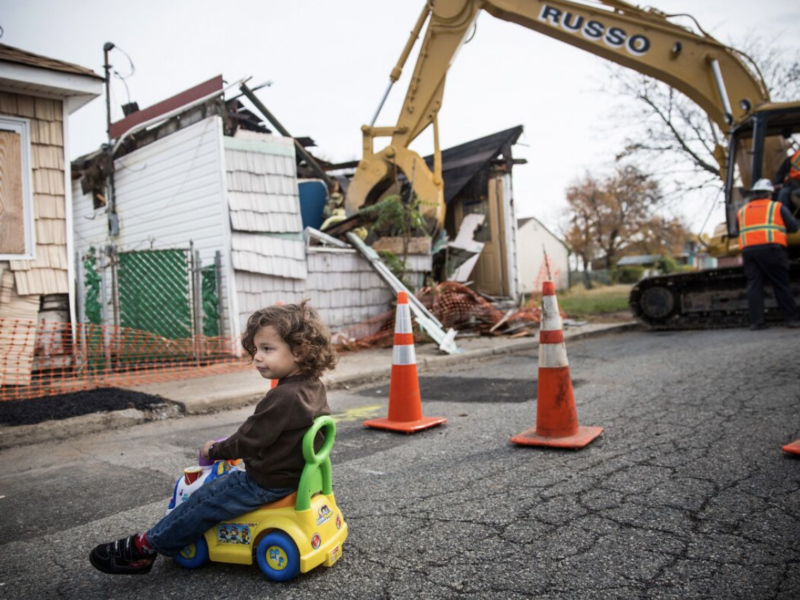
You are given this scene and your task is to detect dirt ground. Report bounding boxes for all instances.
[0,388,166,427]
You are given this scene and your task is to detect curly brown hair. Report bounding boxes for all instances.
[241,300,338,378]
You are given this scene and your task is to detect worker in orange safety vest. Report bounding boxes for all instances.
[773,148,800,211]
[737,178,800,330]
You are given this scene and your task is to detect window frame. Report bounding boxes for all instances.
[0,115,36,260]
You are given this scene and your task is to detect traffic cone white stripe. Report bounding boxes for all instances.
[396,304,412,334]
[539,285,567,366]
[392,294,417,365]
[393,344,417,366]
[540,295,562,330]
[539,342,569,368]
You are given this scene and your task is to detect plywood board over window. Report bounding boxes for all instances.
[0,130,24,254]
[0,117,35,260]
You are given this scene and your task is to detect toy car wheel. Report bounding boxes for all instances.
[256,531,300,581]
[173,537,209,569]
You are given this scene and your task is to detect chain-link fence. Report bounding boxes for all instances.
[77,243,228,370]
[0,242,244,401]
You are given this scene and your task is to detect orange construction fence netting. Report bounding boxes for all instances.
[1,283,549,402]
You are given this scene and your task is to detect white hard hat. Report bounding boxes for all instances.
[751,178,774,193]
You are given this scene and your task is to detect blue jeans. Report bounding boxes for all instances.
[147,470,294,556]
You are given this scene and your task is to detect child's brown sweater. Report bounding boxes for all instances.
[208,374,331,489]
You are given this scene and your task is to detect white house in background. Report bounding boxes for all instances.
[72,80,430,343]
[0,43,102,384]
[516,216,570,293]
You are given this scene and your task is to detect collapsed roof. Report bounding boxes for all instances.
[424,125,524,205]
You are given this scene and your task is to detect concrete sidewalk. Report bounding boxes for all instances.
[0,321,637,449]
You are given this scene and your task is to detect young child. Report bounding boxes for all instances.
[89,300,338,575]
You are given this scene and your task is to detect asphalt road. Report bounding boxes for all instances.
[1,328,799,599]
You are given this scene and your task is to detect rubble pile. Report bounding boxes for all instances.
[331,282,565,352]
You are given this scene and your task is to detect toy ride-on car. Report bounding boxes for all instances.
[167,416,347,581]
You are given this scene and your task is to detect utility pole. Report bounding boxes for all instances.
[102,42,119,237]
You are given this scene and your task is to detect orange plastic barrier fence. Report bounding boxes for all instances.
[1,283,548,402]
[0,318,252,402]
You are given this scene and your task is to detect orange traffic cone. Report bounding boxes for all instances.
[363,291,447,434]
[783,439,800,455]
[511,280,603,449]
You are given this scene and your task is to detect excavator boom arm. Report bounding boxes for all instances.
[346,0,775,231]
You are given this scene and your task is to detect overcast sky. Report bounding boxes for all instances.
[3,0,799,235]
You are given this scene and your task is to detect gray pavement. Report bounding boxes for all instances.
[1,326,800,599]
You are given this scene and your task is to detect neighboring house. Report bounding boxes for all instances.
[615,238,718,273]
[427,126,524,300]
[616,255,661,268]
[517,216,570,292]
[71,78,429,345]
[0,44,102,384]
[681,235,718,270]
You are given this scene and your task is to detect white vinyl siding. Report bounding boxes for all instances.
[72,117,434,337]
[72,116,235,336]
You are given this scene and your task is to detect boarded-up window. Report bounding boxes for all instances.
[0,130,25,254]
[0,117,33,259]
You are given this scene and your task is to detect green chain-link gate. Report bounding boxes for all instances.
[117,249,193,339]
[78,246,225,370]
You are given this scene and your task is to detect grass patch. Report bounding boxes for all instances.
[536,284,632,316]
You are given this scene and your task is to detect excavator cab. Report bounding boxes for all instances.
[722,103,800,256]
[632,103,800,330]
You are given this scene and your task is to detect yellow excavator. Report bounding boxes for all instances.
[344,0,800,329]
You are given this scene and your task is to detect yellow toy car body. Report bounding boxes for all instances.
[175,416,347,581]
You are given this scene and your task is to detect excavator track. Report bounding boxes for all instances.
[629,262,800,330]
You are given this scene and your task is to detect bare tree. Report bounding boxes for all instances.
[608,36,800,197]
[564,165,685,274]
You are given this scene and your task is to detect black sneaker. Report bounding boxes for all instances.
[750,323,769,331]
[89,535,156,575]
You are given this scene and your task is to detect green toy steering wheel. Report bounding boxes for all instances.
[295,416,336,511]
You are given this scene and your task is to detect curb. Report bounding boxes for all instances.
[169,391,265,416]
[0,403,181,451]
[0,322,637,449]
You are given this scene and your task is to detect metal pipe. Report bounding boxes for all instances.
[98,247,112,372]
[370,3,431,126]
[103,42,118,237]
[432,114,442,183]
[710,58,734,126]
[370,81,395,127]
[393,3,432,82]
[239,82,334,189]
[214,250,225,339]
[225,79,272,103]
[103,42,114,142]
[193,247,202,366]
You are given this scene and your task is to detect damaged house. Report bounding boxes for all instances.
[426,125,524,301]
[0,44,102,384]
[71,76,432,346]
